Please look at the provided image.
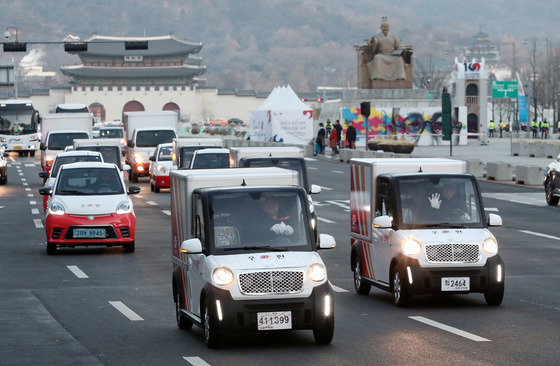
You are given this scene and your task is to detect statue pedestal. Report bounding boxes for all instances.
[344,88,429,100]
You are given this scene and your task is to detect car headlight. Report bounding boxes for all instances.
[116,200,132,214]
[402,238,422,256]
[308,262,327,282]
[483,237,498,254]
[0,137,6,143]
[134,153,143,164]
[157,164,168,174]
[212,266,234,286]
[48,202,65,216]
[45,156,54,166]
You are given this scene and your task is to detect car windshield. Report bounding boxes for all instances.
[208,190,311,254]
[100,128,123,138]
[51,155,102,178]
[157,146,173,161]
[47,133,90,150]
[179,146,215,168]
[192,153,230,169]
[136,130,176,147]
[55,167,124,195]
[76,146,120,167]
[396,176,483,228]
[243,158,306,190]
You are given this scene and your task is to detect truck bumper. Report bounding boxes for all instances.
[398,254,505,295]
[202,281,334,335]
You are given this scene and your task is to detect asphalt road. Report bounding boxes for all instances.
[1,153,559,366]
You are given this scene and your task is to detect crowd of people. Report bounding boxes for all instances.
[489,119,559,139]
[314,119,357,156]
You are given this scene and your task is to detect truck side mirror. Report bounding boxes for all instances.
[127,140,134,148]
[180,238,203,254]
[310,184,321,194]
[40,142,46,150]
[372,215,392,229]
[122,164,131,171]
[317,234,336,249]
[488,213,503,227]
[149,156,155,161]
[127,186,141,195]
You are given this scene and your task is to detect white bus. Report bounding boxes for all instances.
[0,100,40,156]
[55,103,89,113]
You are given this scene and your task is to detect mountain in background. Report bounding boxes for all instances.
[0,0,556,92]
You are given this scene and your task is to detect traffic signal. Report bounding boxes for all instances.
[64,42,88,52]
[441,92,451,140]
[125,41,148,50]
[360,101,371,118]
[3,42,27,52]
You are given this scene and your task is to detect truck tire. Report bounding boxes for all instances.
[353,255,371,295]
[131,172,139,183]
[203,299,222,348]
[175,290,193,330]
[150,182,155,192]
[30,151,35,157]
[154,184,160,193]
[391,264,410,307]
[545,177,559,205]
[123,241,135,253]
[484,284,504,306]
[313,316,334,345]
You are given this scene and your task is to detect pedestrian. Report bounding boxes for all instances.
[334,120,343,149]
[531,119,538,139]
[488,120,495,138]
[346,121,357,149]
[541,119,549,139]
[329,127,338,155]
[499,121,505,138]
[558,120,560,139]
[325,119,332,136]
[315,123,326,155]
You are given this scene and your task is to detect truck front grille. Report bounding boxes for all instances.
[238,271,304,295]
[425,243,480,263]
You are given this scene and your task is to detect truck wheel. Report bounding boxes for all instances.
[353,256,371,295]
[203,299,222,348]
[30,151,35,157]
[545,177,559,205]
[123,241,135,253]
[46,244,56,255]
[484,284,504,306]
[131,172,139,183]
[175,291,193,330]
[154,184,160,193]
[391,265,410,307]
[313,316,334,345]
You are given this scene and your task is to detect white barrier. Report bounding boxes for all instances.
[487,162,513,181]
[515,166,545,186]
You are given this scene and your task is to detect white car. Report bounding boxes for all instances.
[149,143,174,192]
[39,162,140,254]
[0,148,8,184]
[189,148,231,169]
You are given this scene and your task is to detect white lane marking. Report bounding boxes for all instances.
[162,210,171,216]
[332,284,349,293]
[23,183,28,186]
[519,299,560,312]
[482,192,545,207]
[518,230,560,241]
[326,200,351,210]
[147,201,157,206]
[31,208,39,215]
[332,170,344,174]
[0,206,4,209]
[135,195,143,199]
[318,217,336,224]
[29,200,37,205]
[25,188,31,191]
[183,357,211,366]
[109,301,144,321]
[409,316,490,342]
[21,178,26,181]
[27,194,33,197]
[307,166,318,170]
[33,219,43,228]
[24,163,35,167]
[19,172,24,176]
[485,207,499,212]
[67,265,89,279]
[320,186,333,191]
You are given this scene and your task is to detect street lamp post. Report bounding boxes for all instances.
[4,25,19,42]
[524,37,549,122]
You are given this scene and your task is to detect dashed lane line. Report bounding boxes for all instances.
[109,301,144,321]
[183,357,211,366]
[162,210,171,216]
[409,316,490,342]
[67,265,89,279]
[33,219,43,228]
[146,201,157,206]
[31,209,39,215]
[518,230,560,241]
[332,284,349,293]
[318,217,336,224]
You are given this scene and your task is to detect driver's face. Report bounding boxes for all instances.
[442,187,455,200]
[262,198,279,218]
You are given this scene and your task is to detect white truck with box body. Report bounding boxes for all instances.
[123,111,178,182]
[170,167,336,348]
[172,137,224,169]
[39,113,93,172]
[230,146,321,239]
[73,138,128,171]
[350,158,505,306]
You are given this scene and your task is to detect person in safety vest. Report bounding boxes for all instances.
[489,120,495,138]
[532,119,538,139]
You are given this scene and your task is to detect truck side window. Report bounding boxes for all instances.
[376,179,393,219]
[193,194,206,249]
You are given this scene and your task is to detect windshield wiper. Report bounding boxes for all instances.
[423,223,468,228]
[59,190,88,195]
[223,246,289,252]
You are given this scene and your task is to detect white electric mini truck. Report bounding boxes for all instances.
[171,167,336,348]
[350,158,505,307]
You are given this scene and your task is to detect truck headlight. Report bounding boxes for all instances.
[157,164,168,174]
[116,200,132,214]
[134,153,143,164]
[483,237,498,254]
[308,262,326,282]
[212,266,234,286]
[48,202,65,216]
[402,238,421,256]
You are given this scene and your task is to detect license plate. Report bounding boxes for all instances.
[73,228,106,238]
[441,277,470,291]
[257,311,292,331]
[14,146,21,150]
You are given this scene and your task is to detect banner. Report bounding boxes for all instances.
[455,58,485,79]
[269,109,313,144]
[249,110,272,142]
[516,73,528,124]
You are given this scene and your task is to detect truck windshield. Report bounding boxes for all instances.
[179,146,215,168]
[242,158,307,190]
[396,176,483,228]
[47,132,90,150]
[136,130,176,147]
[100,128,123,138]
[208,190,311,253]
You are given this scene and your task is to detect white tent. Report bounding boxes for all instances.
[249,85,314,144]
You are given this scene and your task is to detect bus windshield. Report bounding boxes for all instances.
[0,101,39,136]
[55,104,89,113]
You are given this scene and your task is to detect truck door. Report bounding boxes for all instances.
[372,178,394,284]
[186,193,208,316]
